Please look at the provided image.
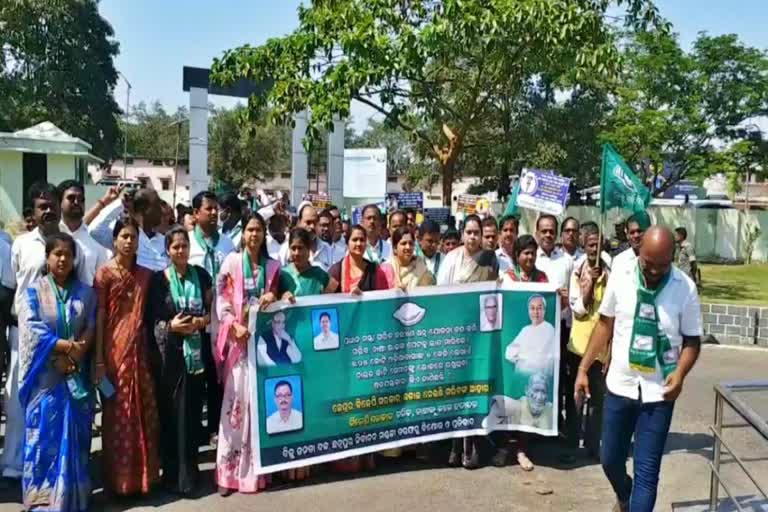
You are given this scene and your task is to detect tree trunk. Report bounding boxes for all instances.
[441,157,457,207]
[434,124,463,207]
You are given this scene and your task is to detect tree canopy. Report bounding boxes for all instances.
[0,0,122,159]
[212,0,664,206]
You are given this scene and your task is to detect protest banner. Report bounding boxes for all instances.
[456,194,481,215]
[515,169,571,216]
[247,282,560,474]
[385,192,424,213]
[424,207,451,225]
[302,193,332,210]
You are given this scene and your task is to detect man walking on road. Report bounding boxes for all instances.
[575,226,702,512]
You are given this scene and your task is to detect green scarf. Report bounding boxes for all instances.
[194,225,221,277]
[168,266,205,375]
[243,250,266,302]
[628,262,677,379]
[49,275,89,400]
[512,264,541,282]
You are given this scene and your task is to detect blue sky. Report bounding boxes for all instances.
[100,0,768,133]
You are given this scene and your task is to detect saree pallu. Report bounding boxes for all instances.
[381,257,435,291]
[94,264,160,495]
[19,278,96,512]
[436,247,499,285]
[215,252,280,492]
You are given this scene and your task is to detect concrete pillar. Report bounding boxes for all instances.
[189,87,209,199]
[327,116,345,206]
[291,110,309,206]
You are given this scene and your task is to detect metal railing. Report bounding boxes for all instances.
[708,380,768,511]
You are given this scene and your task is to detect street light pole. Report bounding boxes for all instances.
[118,71,132,179]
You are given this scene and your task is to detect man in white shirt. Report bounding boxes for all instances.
[278,203,333,271]
[418,220,443,276]
[575,226,702,512]
[560,217,584,262]
[361,204,391,263]
[313,312,340,350]
[328,205,348,262]
[57,180,109,286]
[87,187,169,271]
[533,214,574,446]
[495,215,518,274]
[188,191,235,444]
[266,213,288,260]
[219,192,245,248]
[266,380,303,434]
[505,294,557,375]
[317,208,345,265]
[611,211,650,275]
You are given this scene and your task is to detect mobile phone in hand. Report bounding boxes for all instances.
[98,377,116,399]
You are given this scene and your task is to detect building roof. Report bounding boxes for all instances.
[0,122,103,163]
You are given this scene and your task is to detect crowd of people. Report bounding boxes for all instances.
[0,181,703,512]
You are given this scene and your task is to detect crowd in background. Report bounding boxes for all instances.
[0,182,702,512]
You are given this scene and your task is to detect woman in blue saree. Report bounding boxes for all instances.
[18,233,97,512]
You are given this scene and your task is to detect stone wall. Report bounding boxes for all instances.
[701,303,768,346]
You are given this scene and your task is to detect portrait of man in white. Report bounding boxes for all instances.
[313,310,340,351]
[505,294,557,374]
[266,380,303,434]
[479,294,502,332]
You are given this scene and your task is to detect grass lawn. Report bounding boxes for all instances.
[700,263,768,306]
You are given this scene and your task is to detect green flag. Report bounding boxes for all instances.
[503,180,520,217]
[600,143,651,213]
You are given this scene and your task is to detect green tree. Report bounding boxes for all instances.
[601,29,710,195]
[208,106,292,189]
[123,101,190,160]
[0,0,121,159]
[212,0,663,206]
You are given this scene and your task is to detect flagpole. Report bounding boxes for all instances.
[596,144,607,268]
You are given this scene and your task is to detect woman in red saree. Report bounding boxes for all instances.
[93,215,160,495]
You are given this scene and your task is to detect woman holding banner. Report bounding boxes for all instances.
[496,234,549,472]
[276,227,338,481]
[214,212,281,497]
[327,224,388,473]
[436,214,499,469]
[382,227,435,291]
[146,226,213,496]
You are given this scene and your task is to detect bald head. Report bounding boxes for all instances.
[641,226,675,258]
[639,226,675,288]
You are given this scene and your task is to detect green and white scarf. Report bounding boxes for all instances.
[243,250,266,302]
[194,225,221,278]
[49,275,89,400]
[168,266,205,375]
[629,262,678,379]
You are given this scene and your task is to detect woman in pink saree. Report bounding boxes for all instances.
[214,213,280,496]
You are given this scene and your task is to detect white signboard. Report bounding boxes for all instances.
[343,148,387,199]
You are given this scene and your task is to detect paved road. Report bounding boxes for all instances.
[1,344,767,512]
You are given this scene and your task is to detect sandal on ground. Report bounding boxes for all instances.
[517,451,534,471]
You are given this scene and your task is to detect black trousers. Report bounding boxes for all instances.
[201,333,223,438]
[563,350,606,454]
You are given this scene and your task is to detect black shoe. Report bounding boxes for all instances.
[218,486,234,497]
[491,447,509,467]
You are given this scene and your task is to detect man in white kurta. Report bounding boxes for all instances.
[505,295,557,375]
